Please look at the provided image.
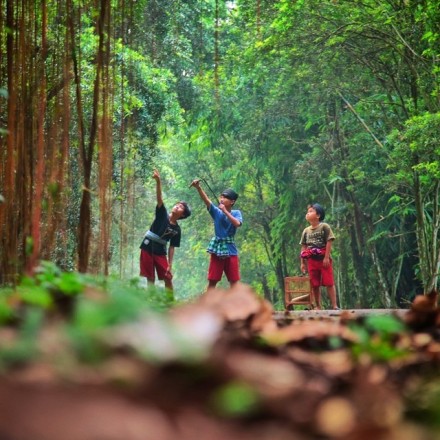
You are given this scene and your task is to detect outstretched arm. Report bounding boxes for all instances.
[153,169,163,207]
[190,179,211,209]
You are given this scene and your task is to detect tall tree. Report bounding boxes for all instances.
[77,0,110,273]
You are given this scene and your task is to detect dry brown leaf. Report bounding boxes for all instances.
[263,320,358,345]
[410,291,438,312]
[222,350,305,398]
[404,291,440,330]
[106,308,222,363]
[412,332,432,348]
[286,347,354,377]
[316,397,356,437]
[249,296,278,334]
[199,283,262,321]
[347,370,403,429]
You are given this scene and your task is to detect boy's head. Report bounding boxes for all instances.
[221,188,239,201]
[309,203,325,222]
[174,201,191,219]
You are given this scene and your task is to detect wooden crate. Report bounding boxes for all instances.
[284,276,313,310]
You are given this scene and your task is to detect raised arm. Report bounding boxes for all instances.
[190,179,211,209]
[153,169,163,207]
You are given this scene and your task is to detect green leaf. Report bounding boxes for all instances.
[212,381,260,416]
[17,286,53,309]
[365,314,407,335]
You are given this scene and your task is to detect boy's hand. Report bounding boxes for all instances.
[152,169,160,181]
[189,178,201,188]
[219,203,226,212]
[165,268,173,280]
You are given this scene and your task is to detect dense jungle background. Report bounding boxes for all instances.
[1,0,439,308]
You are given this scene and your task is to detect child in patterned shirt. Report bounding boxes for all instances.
[300,203,339,310]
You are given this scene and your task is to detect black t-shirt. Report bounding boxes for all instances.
[140,204,181,255]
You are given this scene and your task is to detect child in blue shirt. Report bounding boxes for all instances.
[190,179,242,289]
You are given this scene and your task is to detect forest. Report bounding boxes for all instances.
[1,0,439,309]
[2,1,440,438]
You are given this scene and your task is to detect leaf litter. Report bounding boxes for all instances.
[0,284,439,439]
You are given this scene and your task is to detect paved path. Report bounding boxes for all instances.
[273,308,409,321]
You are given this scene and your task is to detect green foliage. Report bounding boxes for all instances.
[349,315,409,362]
[3,0,439,303]
[387,113,440,183]
[0,309,44,370]
[406,377,440,430]
[0,264,177,366]
[34,261,87,295]
[386,113,440,290]
[211,381,260,417]
[66,280,175,363]
[17,281,53,309]
[0,287,15,325]
[12,261,87,311]
[105,0,440,304]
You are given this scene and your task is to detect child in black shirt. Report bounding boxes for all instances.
[140,169,191,292]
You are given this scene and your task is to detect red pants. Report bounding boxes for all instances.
[208,254,240,282]
[307,258,334,287]
[140,250,170,281]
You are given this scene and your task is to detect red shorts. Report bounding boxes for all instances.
[140,250,170,281]
[208,254,240,283]
[307,258,335,287]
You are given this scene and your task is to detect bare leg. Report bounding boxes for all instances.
[326,285,338,309]
[160,277,173,302]
[229,280,238,288]
[164,279,173,291]
[207,280,218,290]
[312,286,322,309]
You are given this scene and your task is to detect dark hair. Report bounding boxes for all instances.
[179,201,191,219]
[221,188,239,201]
[311,203,325,222]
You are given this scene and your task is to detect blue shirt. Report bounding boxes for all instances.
[208,203,243,256]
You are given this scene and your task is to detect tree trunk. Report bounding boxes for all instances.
[77,0,109,273]
[413,172,429,291]
[1,0,18,283]
[97,0,112,275]
[27,0,48,275]
[214,0,220,105]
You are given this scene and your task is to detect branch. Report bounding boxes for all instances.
[336,90,385,149]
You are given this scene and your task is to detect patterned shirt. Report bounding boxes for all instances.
[300,222,335,249]
[207,203,243,256]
